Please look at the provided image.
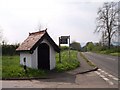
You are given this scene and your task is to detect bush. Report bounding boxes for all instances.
[60,46,69,51]
[2,44,19,55]
[55,50,80,72]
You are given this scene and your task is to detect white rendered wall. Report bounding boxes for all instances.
[41,39,56,70]
[50,45,56,70]
[31,47,38,69]
[20,39,56,70]
[20,52,31,68]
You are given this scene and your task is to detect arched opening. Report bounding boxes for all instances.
[38,43,50,70]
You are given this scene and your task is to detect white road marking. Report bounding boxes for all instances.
[108,75,114,78]
[103,77,109,81]
[101,70,105,73]
[107,81,114,85]
[113,77,119,81]
[95,69,118,85]
[108,75,119,81]
[98,69,108,75]
[104,72,108,75]
[98,69,102,71]
[100,75,105,78]
[95,71,100,75]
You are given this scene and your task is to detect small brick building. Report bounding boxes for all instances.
[16,29,60,70]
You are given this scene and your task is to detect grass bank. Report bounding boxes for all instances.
[93,47,120,56]
[2,56,47,79]
[99,51,120,56]
[2,50,80,78]
[55,50,80,72]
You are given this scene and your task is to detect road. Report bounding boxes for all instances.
[2,52,119,88]
[82,52,118,78]
[2,72,117,88]
[82,52,119,86]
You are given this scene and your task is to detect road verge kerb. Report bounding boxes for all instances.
[78,52,99,74]
[76,67,98,75]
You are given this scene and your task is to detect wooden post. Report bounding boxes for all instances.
[68,36,70,59]
[59,37,61,63]
[23,58,27,73]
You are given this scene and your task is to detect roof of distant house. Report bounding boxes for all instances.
[16,29,60,53]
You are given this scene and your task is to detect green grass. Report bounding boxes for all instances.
[2,55,47,78]
[55,50,80,72]
[99,51,120,56]
[2,50,80,78]
[93,47,120,56]
[110,52,120,56]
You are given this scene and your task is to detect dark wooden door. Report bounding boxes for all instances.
[38,43,50,70]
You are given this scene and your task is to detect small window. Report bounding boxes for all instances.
[23,57,26,62]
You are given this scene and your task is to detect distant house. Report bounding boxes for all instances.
[16,29,60,70]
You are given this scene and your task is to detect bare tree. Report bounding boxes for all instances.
[36,23,47,31]
[95,2,120,49]
[100,31,107,46]
[0,26,3,45]
[37,23,42,31]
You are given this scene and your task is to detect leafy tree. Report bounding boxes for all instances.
[70,41,81,51]
[60,46,69,51]
[2,44,19,55]
[81,46,87,52]
[95,2,120,49]
[86,42,94,51]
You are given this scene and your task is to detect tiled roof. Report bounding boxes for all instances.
[16,30,46,51]
[16,29,60,53]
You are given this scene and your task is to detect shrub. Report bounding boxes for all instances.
[55,50,80,72]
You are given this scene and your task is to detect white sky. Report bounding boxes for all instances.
[0,0,119,46]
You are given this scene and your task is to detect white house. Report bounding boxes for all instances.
[16,29,60,70]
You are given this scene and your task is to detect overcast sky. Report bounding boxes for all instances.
[0,0,119,46]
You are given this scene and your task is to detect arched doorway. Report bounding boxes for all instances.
[38,43,50,70]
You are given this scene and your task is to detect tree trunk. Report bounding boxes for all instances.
[108,34,111,49]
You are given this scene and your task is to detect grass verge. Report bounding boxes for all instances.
[2,56,47,79]
[55,50,80,72]
[99,51,120,56]
[79,52,96,67]
[2,50,80,78]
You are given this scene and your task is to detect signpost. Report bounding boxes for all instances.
[23,57,27,73]
[59,36,70,63]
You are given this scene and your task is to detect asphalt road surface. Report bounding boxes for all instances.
[2,72,118,88]
[2,52,119,88]
[82,52,118,78]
